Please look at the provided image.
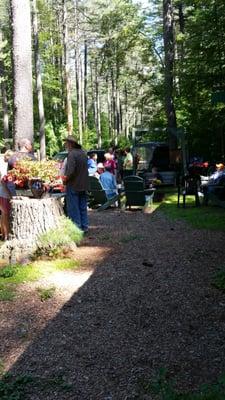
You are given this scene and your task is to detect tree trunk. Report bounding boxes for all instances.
[10,0,34,148]
[83,40,88,128]
[106,75,112,139]
[94,58,101,148]
[62,0,73,134]
[0,197,63,264]
[0,77,10,139]
[32,0,46,160]
[75,48,83,144]
[163,0,177,150]
[124,83,129,139]
[111,68,116,142]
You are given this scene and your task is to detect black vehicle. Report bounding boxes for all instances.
[53,149,105,164]
[87,149,105,164]
[133,142,170,173]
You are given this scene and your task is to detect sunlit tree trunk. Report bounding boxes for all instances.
[106,75,112,139]
[62,0,73,134]
[32,0,46,159]
[83,40,88,129]
[94,58,101,148]
[124,83,129,139]
[163,0,177,150]
[10,0,34,148]
[75,48,83,143]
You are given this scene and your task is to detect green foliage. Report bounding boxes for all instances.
[0,373,72,400]
[37,286,56,301]
[0,284,15,301]
[0,374,33,400]
[142,369,225,400]
[37,216,83,256]
[212,268,225,292]
[0,259,80,291]
[45,122,60,157]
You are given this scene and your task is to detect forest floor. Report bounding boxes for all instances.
[1,206,225,399]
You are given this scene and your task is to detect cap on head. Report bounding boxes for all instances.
[97,163,104,169]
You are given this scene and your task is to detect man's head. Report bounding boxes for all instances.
[97,163,105,174]
[152,167,158,174]
[64,135,81,150]
[18,138,33,153]
[4,149,14,162]
[124,147,130,154]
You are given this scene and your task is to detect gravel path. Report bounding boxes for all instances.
[1,208,225,399]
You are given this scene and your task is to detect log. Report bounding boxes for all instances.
[0,196,64,264]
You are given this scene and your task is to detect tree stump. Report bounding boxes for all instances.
[0,196,64,264]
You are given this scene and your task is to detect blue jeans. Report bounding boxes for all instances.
[66,187,88,231]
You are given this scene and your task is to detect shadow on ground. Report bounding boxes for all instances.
[3,208,225,399]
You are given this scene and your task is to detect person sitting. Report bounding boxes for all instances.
[203,163,225,203]
[99,165,118,199]
[94,162,105,179]
[87,153,97,175]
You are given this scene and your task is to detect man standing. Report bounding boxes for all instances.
[64,135,89,233]
[123,147,133,178]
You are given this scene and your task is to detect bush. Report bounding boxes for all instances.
[37,216,83,257]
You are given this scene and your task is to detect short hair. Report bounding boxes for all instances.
[18,138,32,150]
[90,152,97,159]
[125,147,130,153]
[4,149,14,161]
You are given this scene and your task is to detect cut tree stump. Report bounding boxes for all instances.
[0,196,64,264]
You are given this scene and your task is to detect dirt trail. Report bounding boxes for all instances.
[1,208,225,399]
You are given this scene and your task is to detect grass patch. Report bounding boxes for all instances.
[0,285,16,301]
[0,258,81,301]
[37,286,56,301]
[37,216,83,257]
[142,369,225,400]
[158,193,225,231]
[212,268,225,292]
[120,234,140,243]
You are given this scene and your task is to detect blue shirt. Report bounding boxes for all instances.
[87,158,97,175]
[99,171,117,199]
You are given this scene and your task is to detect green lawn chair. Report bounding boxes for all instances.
[123,175,155,210]
[88,176,119,211]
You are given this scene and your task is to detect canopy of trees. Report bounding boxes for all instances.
[0,0,224,161]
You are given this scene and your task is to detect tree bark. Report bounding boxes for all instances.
[0,197,64,264]
[62,0,73,134]
[32,0,46,160]
[83,40,88,128]
[94,58,101,148]
[163,0,177,150]
[0,74,10,139]
[10,0,34,148]
[10,197,63,241]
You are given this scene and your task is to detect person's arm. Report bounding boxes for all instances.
[65,152,76,180]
